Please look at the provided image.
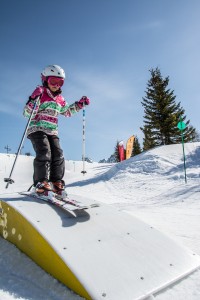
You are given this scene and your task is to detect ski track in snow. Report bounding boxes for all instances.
[0,142,200,299]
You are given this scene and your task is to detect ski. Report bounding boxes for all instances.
[55,193,99,209]
[20,191,88,212]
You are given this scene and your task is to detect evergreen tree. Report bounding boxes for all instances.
[140,68,196,150]
[194,131,200,142]
[114,141,120,162]
[25,152,32,156]
[131,136,142,157]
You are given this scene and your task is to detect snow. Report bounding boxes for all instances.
[0,142,200,300]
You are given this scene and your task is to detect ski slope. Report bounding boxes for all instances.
[0,142,200,300]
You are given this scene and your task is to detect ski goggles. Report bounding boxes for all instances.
[47,76,64,87]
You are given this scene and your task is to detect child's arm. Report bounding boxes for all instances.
[61,96,90,117]
[23,86,43,117]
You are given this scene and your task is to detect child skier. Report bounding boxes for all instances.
[23,64,90,197]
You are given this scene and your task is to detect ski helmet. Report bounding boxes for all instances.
[41,65,66,83]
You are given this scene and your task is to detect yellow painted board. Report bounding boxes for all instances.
[0,200,91,300]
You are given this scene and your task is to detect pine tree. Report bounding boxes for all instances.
[25,152,31,156]
[131,136,142,157]
[114,141,120,162]
[140,68,196,150]
[194,131,200,142]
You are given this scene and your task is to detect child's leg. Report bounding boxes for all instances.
[48,135,65,182]
[29,131,51,185]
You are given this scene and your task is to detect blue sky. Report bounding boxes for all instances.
[1,0,200,162]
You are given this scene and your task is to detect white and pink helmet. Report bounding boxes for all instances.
[41,65,65,83]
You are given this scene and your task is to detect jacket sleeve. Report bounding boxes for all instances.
[23,86,42,118]
[60,101,81,117]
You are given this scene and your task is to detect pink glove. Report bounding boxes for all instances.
[30,86,43,99]
[77,96,90,109]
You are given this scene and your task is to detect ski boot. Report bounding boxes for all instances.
[52,180,68,199]
[34,180,55,198]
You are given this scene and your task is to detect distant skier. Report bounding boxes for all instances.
[23,64,90,197]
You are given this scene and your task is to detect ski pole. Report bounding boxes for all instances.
[81,104,87,174]
[4,96,40,188]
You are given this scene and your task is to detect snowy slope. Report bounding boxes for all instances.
[0,142,200,300]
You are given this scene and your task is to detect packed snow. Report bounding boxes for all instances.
[0,142,200,300]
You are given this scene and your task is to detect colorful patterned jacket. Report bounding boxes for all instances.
[23,86,80,137]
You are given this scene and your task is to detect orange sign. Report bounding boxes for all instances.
[126,136,135,159]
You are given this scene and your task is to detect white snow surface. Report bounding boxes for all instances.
[0,142,200,300]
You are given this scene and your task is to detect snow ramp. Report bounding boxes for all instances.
[0,193,200,300]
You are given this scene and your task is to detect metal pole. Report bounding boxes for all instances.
[81,105,87,174]
[181,130,187,184]
[4,145,11,154]
[4,96,40,188]
[177,117,187,184]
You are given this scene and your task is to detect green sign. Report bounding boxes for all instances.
[177,121,186,131]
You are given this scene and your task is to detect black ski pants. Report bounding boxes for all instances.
[28,131,65,186]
